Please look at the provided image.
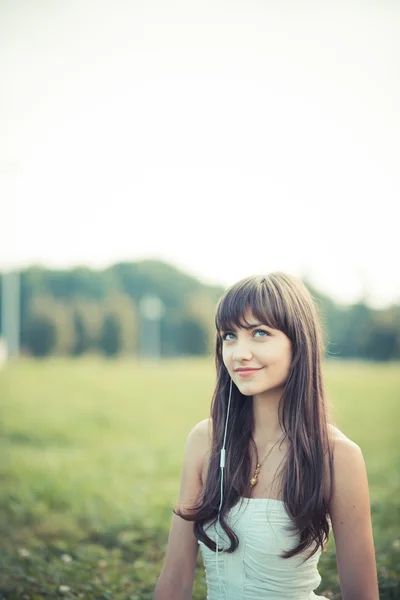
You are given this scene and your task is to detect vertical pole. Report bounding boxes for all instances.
[1,270,20,357]
[0,160,21,360]
[139,295,164,360]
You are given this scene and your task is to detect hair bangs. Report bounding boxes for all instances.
[215,276,282,336]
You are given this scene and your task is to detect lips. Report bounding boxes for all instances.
[235,368,262,372]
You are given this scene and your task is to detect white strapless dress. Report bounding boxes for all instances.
[198,498,330,600]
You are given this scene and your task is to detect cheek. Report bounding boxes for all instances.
[222,351,231,367]
[263,347,291,367]
[221,343,231,357]
[221,346,228,363]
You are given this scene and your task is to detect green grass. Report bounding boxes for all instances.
[0,357,399,599]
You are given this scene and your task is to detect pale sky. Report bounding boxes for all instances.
[1,0,399,309]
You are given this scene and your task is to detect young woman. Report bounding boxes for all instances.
[154,273,379,600]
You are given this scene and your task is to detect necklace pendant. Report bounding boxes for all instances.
[250,464,261,488]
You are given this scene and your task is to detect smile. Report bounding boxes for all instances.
[236,368,263,377]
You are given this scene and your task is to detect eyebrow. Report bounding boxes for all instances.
[220,322,266,332]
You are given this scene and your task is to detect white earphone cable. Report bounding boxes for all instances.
[216,377,233,600]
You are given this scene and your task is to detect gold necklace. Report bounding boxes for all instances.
[249,437,283,488]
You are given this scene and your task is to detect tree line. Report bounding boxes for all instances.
[0,260,399,360]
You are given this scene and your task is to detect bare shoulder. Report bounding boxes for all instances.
[193,417,213,437]
[174,419,211,511]
[330,425,367,485]
[188,417,212,469]
[189,417,212,449]
[324,424,361,502]
[327,422,352,444]
[327,423,362,456]
[195,417,212,441]
[325,423,369,507]
[191,418,213,486]
[333,432,366,495]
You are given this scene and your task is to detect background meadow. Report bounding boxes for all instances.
[0,357,399,600]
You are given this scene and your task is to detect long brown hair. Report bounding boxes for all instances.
[174,272,335,561]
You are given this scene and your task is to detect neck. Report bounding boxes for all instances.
[252,387,285,446]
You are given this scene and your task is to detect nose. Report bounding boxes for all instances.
[231,339,253,362]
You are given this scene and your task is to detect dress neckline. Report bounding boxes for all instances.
[241,497,284,503]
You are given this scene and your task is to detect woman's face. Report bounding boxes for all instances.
[220,307,293,396]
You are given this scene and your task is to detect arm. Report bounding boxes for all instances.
[153,420,208,600]
[329,437,379,600]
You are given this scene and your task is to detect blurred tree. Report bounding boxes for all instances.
[364,307,400,361]
[178,315,209,356]
[69,299,103,355]
[99,313,122,356]
[29,295,74,355]
[24,313,57,357]
[330,302,375,359]
[71,310,90,355]
[14,261,224,357]
[103,293,138,355]
[184,290,216,355]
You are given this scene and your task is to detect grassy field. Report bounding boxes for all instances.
[0,357,399,599]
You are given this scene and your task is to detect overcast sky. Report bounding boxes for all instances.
[1,0,399,308]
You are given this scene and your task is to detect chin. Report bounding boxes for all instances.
[237,382,264,395]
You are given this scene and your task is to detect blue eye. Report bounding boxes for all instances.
[221,329,269,341]
[221,332,234,341]
[254,329,269,337]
